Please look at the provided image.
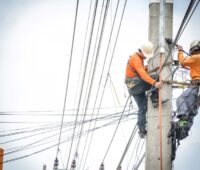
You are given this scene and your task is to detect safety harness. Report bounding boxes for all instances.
[168,80,200,161]
[125,54,142,89]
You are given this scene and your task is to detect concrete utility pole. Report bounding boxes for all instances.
[0,148,4,170]
[146,0,173,170]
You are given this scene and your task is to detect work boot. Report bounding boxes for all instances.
[176,119,190,140]
[138,129,147,138]
[152,99,169,108]
[177,118,190,130]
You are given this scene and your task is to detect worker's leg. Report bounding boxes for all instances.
[176,87,198,119]
[176,87,199,133]
[133,93,147,133]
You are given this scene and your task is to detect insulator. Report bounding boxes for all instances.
[117,166,122,170]
[53,157,59,170]
[71,159,76,168]
[99,163,104,170]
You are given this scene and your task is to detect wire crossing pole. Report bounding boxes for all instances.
[146,1,173,170]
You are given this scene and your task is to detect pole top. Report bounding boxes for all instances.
[149,0,173,3]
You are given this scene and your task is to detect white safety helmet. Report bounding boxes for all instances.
[189,40,200,53]
[140,41,154,59]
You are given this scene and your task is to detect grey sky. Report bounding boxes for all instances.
[0,0,200,170]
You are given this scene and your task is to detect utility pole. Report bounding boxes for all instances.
[0,148,4,170]
[146,0,173,170]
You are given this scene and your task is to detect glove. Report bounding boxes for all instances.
[177,45,183,51]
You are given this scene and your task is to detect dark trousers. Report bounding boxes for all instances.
[176,86,199,129]
[127,73,158,131]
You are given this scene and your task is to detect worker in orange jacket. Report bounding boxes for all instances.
[125,41,163,138]
[175,40,200,139]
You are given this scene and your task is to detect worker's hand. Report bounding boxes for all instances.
[154,82,162,88]
[177,45,183,51]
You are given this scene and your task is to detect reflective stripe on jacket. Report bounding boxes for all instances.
[125,53,156,85]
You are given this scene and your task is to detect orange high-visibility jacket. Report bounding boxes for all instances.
[125,53,156,85]
[178,51,200,80]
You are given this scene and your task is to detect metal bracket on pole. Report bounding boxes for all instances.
[163,80,191,86]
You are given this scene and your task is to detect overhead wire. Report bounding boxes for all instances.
[81,0,129,168]
[109,73,121,105]
[65,0,100,169]
[174,0,199,44]
[2,116,132,157]
[77,0,127,168]
[127,135,140,169]
[1,110,133,164]
[134,140,145,167]
[76,0,107,168]
[0,106,126,116]
[116,123,137,169]
[55,0,80,160]
[78,0,121,167]
[1,110,134,155]
[101,96,130,163]
[71,0,93,116]
[73,0,111,163]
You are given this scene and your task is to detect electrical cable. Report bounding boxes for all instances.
[82,0,129,167]
[74,0,111,159]
[1,111,133,164]
[65,0,99,169]
[55,0,80,161]
[101,96,130,163]
[78,0,123,167]
[116,123,137,169]
[75,0,107,168]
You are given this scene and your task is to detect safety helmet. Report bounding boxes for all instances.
[189,40,200,53]
[140,41,154,59]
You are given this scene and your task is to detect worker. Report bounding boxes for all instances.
[125,41,163,138]
[176,40,200,139]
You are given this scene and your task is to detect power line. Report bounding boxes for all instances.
[74,0,111,163]
[1,113,132,164]
[78,0,123,167]
[56,0,80,160]
[0,106,125,116]
[82,0,129,167]
[101,96,130,163]
[66,1,99,168]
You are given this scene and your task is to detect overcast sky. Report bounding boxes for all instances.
[0,0,200,170]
